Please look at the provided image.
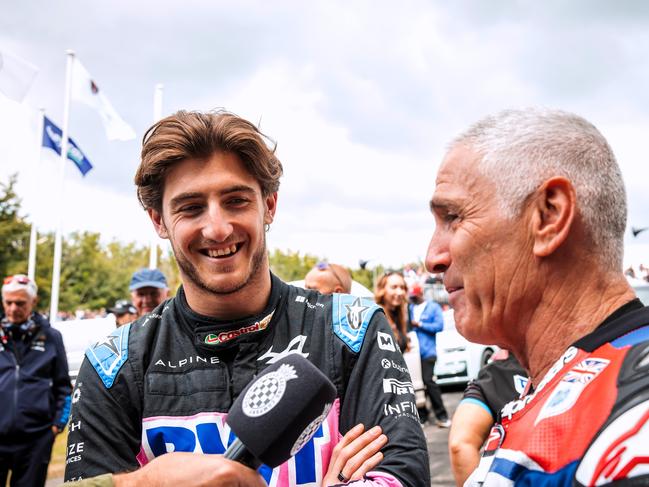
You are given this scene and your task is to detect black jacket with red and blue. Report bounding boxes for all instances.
[65,275,430,486]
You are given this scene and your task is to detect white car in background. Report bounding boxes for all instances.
[54,316,117,384]
[434,309,499,386]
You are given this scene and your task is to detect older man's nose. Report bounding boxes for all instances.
[425,231,451,274]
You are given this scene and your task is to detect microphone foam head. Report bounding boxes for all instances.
[227,354,337,467]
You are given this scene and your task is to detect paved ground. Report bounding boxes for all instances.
[45,389,463,486]
[425,389,462,486]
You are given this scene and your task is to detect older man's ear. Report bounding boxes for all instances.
[531,176,576,258]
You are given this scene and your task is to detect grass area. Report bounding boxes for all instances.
[48,430,68,479]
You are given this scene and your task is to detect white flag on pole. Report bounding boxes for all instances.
[70,57,136,141]
[0,50,39,102]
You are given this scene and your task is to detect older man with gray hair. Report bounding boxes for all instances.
[426,108,649,485]
[0,275,72,486]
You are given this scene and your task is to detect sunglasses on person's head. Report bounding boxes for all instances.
[380,270,400,279]
[3,275,31,285]
[315,261,345,290]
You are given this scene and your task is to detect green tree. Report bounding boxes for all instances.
[55,232,104,311]
[102,241,181,300]
[268,249,320,282]
[33,231,54,311]
[157,246,181,294]
[57,238,181,314]
[350,268,374,291]
[102,239,150,306]
[0,174,30,280]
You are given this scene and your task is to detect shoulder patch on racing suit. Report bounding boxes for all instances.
[332,294,380,353]
[85,323,131,388]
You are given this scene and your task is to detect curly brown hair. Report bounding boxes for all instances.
[135,109,283,212]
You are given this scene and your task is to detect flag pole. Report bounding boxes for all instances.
[148,83,163,269]
[28,108,45,281]
[50,50,74,322]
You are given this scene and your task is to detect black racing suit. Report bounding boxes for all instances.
[65,275,430,486]
[461,353,528,421]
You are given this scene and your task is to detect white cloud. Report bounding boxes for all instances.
[2,0,649,272]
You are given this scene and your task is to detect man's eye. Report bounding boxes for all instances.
[444,213,459,223]
[228,198,249,206]
[179,205,202,213]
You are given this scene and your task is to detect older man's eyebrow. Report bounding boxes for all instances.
[429,197,457,213]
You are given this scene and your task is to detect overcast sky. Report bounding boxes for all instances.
[1,0,649,269]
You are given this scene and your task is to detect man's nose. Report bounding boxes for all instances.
[425,229,451,274]
[202,203,234,242]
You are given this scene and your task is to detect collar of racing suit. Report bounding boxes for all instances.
[522,298,647,397]
[174,272,285,351]
[573,298,646,352]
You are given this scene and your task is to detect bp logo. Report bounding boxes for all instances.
[291,402,332,456]
[242,364,298,417]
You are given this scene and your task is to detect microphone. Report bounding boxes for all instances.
[224,354,337,469]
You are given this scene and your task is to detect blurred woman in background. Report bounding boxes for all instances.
[374,272,409,352]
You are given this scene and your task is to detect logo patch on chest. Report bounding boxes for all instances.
[535,357,610,425]
[202,311,274,345]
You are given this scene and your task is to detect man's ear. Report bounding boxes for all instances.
[147,208,169,239]
[531,177,576,257]
[264,192,278,225]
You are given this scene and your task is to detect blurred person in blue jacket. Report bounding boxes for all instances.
[409,284,450,427]
[0,274,72,487]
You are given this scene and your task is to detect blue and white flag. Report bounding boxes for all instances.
[42,115,93,176]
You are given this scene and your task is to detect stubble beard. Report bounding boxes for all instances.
[173,234,268,296]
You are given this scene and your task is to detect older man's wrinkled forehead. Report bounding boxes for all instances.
[430,145,492,212]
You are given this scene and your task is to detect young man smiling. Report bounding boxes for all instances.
[65,110,429,486]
